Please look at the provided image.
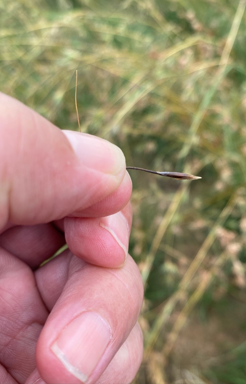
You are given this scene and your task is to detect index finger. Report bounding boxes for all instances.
[0,93,128,229]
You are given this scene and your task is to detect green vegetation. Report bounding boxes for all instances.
[1,0,246,382]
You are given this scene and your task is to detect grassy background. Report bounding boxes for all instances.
[1,0,246,382]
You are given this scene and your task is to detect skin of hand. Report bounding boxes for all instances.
[0,93,143,384]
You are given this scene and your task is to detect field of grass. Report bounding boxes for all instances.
[1,0,246,382]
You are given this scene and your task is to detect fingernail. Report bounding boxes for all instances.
[51,312,112,383]
[63,131,125,176]
[100,212,130,261]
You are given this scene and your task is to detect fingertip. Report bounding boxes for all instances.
[0,93,131,226]
[62,131,126,179]
[65,210,130,268]
[78,171,132,218]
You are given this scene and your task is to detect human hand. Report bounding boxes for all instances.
[0,93,143,384]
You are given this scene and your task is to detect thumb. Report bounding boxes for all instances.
[0,93,126,230]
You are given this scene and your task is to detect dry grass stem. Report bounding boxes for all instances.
[75,69,81,132]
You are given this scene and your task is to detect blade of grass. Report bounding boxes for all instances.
[162,251,229,360]
[75,69,81,132]
[142,155,214,287]
[178,0,246,161]
[145,193,236,355]
[142,0,245,321]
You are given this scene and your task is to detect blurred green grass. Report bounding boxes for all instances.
[1,0,246,382]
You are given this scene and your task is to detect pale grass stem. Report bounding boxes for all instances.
[75,69,81,132]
